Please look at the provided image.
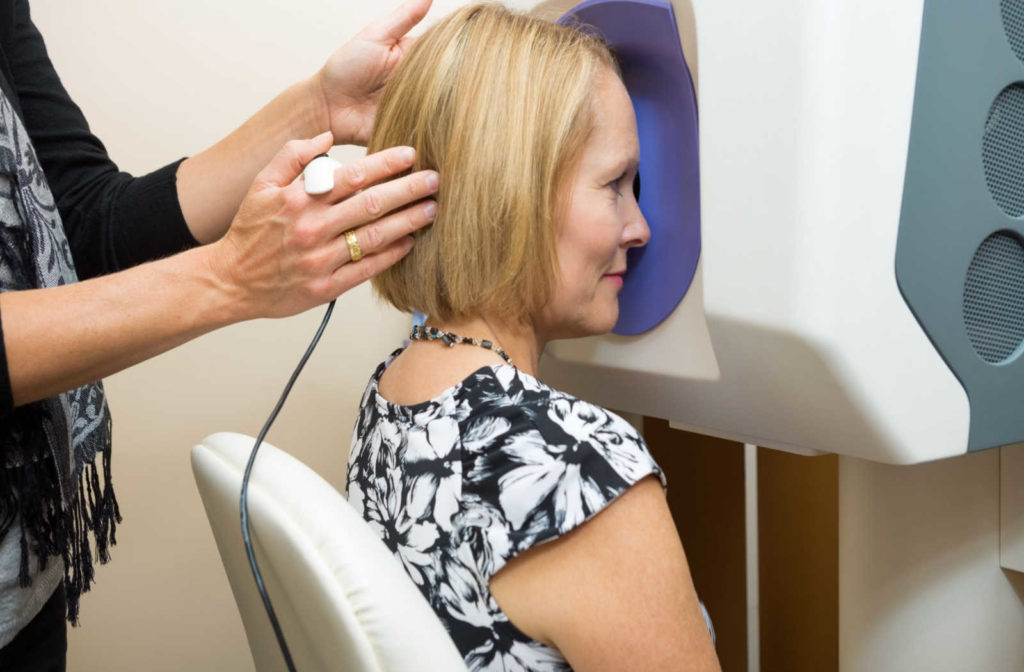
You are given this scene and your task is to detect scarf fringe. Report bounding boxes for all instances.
[0,407,120,625]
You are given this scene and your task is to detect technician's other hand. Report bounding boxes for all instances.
[206,132,439,320]
[315,0,432,146]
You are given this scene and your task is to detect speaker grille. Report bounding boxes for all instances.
[963,232,1024,363]
[983,85,1024,217]
[1002,0,1024,63]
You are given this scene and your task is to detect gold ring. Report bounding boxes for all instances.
[344,230,363,262]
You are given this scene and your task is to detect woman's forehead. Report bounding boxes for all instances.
[585,76,640,165]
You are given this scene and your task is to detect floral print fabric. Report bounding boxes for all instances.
[346,349,666,671]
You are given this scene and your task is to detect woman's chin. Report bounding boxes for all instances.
[580,305,620,338]
[542,299,620,341]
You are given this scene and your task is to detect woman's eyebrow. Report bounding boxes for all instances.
[617,157,639,174]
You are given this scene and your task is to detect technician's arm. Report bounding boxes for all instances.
[489,476,722,672]
[0,137,439,408]
[8,0,431,262]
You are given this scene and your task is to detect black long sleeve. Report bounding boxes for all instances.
[0,0,201,411]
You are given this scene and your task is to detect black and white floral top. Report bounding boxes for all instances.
[346,348,668,671]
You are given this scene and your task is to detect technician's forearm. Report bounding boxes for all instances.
[176,77,328,244]
[0,245,241,407]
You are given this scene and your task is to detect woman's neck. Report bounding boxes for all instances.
[425,315,544,376]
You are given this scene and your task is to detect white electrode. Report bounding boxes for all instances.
[303,154,343,195]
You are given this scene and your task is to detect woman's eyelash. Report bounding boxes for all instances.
[609,172,628,192]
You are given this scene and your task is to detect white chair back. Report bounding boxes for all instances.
[191,432,469,672]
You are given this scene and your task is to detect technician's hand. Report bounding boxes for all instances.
[315,0,432,146]
[206,132,439,320]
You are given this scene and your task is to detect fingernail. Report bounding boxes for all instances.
[404,236,415,251]
[424,201,437,218]
[426,172,439,190]
[401,147,416,163]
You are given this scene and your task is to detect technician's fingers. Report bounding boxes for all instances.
[336,199,437,264]
[327,169,440,237]
[359,0,432,44]
[315,146,422,202]
[331,236,417,296]
[256,132,334,189]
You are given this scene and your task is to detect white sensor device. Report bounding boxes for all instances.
[303,154,343,195]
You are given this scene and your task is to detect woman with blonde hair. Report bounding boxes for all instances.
[345,4,720,670]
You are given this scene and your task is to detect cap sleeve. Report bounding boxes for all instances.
[458,367,665,577]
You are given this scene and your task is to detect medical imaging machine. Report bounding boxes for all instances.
[537,1,1024,669]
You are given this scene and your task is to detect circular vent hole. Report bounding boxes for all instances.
[963,231,1024,364]
[983,85,1024,218]
[1001,0,1024,64]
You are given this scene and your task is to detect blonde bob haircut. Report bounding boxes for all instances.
[368,3,617,324]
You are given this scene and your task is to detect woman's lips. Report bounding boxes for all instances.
[603,272,624,288]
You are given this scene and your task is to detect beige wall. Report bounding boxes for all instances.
[839,448,1024,672]
[28,1,533,670]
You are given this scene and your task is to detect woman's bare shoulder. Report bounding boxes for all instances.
[489,476,721,671]
[376,342,511,406]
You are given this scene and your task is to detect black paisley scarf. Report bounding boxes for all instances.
[0,86,119,624]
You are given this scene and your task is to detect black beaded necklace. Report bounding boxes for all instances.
[409,324,514,366]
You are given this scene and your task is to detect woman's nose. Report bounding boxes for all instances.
[624,201,651,249]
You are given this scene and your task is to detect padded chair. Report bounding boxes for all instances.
[191,432,469,672]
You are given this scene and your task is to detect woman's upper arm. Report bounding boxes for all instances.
[488,475,721,672]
